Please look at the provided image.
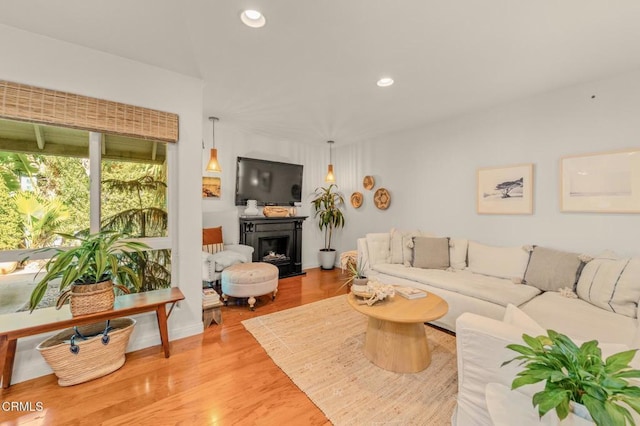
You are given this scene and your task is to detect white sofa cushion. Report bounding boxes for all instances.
[502,304,545,336]
[576,252,640,318]
[468,241,531,281]
[449,238,468,271]
[521,291,637,346]
[365,233,391,266]
[372,264,540,307]
[388,228,418,264]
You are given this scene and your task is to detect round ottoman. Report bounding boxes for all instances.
[221,262,279,310]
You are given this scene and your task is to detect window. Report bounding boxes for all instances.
[0,118,173,313]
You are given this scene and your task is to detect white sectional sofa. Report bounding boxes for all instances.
[357,229,640,424]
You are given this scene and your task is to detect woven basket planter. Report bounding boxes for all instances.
[36,318,136,386]
[57,280,129,316]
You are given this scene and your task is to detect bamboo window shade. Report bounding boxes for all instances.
[0,80,179,143]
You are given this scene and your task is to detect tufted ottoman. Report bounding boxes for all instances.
[221,262,279,310]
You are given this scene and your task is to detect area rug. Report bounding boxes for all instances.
[242,295,458,425]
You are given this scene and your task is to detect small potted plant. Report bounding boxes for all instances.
[344,259,369,293]
[310,184,345,270]
[502,329,640,425]
[29,230,149,316]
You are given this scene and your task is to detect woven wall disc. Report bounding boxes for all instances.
[350,192,363,208]
[363,176,375,190]
[374,188,391,210]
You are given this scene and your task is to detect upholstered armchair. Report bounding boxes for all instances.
[202,209,254,286]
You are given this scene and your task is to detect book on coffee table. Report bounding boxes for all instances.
[395,286,427,299]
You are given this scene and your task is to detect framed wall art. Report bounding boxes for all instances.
[477,163,534,214]
[202,176,221,198]
[560,148,640,213]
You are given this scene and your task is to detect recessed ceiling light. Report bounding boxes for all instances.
[241,10,266,28]
[377,77,394,87]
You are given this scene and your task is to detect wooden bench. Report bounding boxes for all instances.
[0,287,185,388]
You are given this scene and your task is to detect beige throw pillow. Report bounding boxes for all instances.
[524,247,583,292]
[412,237,450,270]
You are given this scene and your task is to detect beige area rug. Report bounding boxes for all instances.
[242,295,458,425]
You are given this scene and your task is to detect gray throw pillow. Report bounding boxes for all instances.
[524,246,582,291]
[412,237,450,270]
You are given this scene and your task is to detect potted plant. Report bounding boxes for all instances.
[343,258,369,293]
[311,184,345,270]
[29,230,150,316]
[502,329,640,425]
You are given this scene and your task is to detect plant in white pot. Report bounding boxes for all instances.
[311,184,345,270]
[503,329,640,425]
[28,230,149,315]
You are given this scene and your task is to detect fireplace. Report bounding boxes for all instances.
[239,216,307,279]
[259,236,291,264]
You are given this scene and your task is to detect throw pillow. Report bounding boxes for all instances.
[365,233,391,266]
[577,252,639,318]
[449,238,468,270]
[203,226,224,254]
[390,228,414,264]
[502,304,545,336]
[412,236,450,270]
[523,246,583,292]
[467,241,531,281]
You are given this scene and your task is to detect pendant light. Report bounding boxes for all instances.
[325,140,336,183]
[206,116,222,173]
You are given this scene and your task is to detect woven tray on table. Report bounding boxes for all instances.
[36,318,136,386]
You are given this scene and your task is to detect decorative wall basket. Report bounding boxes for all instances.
[374,188,391,210]
[363,176,375,190]
[350,192,363,208]
[37,318,136,386]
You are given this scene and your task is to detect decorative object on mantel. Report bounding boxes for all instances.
[206,116,222,172]
[352,280,395,306]
[263,206,291,217]
[561,148,640,213]
[502,329,640,424]
[363,175,375,190]
[350,191,363,208]
[325,140,336,183]
[244,199,259,216]
[374,188,391,210]
[202,176,221,198]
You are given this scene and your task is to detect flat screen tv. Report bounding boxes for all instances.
[235,157,303,206]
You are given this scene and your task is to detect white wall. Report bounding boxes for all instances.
[0,24,204,384]
[201,122,332,268]
[336,68,640,256]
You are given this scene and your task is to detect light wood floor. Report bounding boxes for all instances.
[1,268,349,425]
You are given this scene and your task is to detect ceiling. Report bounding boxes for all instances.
[2,1,640,146]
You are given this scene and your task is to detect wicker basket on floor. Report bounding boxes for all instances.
[36,318,136,386]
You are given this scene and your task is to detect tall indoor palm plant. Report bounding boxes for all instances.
[311,184,345,270]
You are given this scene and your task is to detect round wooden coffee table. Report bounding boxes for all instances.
[347,291,448,373]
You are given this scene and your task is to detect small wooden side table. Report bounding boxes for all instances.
[203,301,224,327]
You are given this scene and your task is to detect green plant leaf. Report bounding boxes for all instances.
[605,350,638,373]
[582,395,609,426]
[533,388,569,418]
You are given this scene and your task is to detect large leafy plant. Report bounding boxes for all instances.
[503,330,640,425]
[29,230,149,311]
[311,184,345,250]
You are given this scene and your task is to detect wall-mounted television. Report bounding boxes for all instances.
[235,157,303,206]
